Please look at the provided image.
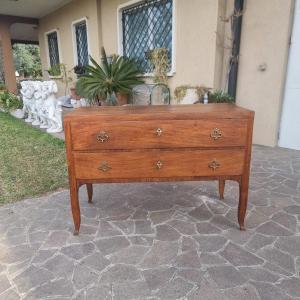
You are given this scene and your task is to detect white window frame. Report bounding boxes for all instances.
[117,0,176,77]
[71,17,91,66]
[44,29,62,68]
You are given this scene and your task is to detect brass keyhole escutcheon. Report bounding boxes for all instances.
[208,159,220,171]
[156,160,163,169]
[156,128,163,137]
[97,131,109,143]
[210,128,222,140]
[98,161,112,172]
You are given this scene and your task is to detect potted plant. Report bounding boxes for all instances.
[47,64,75,97]
[209,90,235,103]
[46,64,62,78]
[76,47,144,106]
[174,85,210,104]
[73,65,86,77]
[70,66,87,107]
[0,90,23,118]
[148,48,169,85]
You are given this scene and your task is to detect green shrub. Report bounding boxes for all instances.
[0,83,7,91]
[47,64,63,77]
[209,90,235,103]
[76,47,143,105]
[148,48,169,85]
[174,85,210,102]
[0,91,23,112]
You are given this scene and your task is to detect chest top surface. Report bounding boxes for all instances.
[64,104,254,123]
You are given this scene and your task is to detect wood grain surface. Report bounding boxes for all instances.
[64,104,254,234]
[73,149,245,179]
[71,119,247,150]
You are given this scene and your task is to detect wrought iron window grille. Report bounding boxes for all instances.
[75,21,89,67]
[47,32,60,67]
[122,0,173,73]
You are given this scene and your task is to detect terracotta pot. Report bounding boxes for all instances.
[116,93,129,106]
[70,87,81,100]
[99,100,108,106]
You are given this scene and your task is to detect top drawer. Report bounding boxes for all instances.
[71,119,248,151]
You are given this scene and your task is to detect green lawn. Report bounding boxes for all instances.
[0,112,68,204]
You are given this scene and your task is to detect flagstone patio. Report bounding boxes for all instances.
[0,145,300,300]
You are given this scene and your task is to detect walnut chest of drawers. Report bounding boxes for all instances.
[64,104,254,235]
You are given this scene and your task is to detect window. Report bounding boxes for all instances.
[47,31,60,67]
[121,0,173,73]
[74,20,89,66]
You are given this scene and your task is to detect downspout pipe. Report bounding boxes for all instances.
[228,0,244,99]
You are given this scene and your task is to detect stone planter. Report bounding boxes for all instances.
[71,99,82,109]
[180,88,199,104]
[10,109,25,119]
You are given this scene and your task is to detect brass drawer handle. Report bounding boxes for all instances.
[208,159,220,171]
[97,131,109,143]
[98,161,112,172]
[156,160,163,169]
[156,128,163,137]
[210,128,222,140]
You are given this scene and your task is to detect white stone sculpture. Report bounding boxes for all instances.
[29,81,37,122]
[38,82,47,128]
[21,81,35,122]
[52,99,63,133]
[46,81,62,133]
[20,80,63,133]
[39,81,51,129]
[31,81,43,126]
[20,81,29,118]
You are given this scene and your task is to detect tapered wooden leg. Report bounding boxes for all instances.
[238,177,249,231]
[218,179,225,200]
[70,184,81,235]
[86,184,93,203]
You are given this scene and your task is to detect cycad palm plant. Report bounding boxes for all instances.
[76,47,144,105]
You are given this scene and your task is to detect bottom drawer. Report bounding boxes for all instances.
[73,149,245,180]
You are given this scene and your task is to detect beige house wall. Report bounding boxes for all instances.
[37,0,295,147]
[234,0,294,146]
[213,0,227,90]
[100,0,221,94]
[39,0,221,99]
[38,0,102,95]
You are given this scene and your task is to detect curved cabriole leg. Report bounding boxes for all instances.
[218,179,225,200]
[238,177,249,231]
[70,184,81,235]
[86,184,93,203]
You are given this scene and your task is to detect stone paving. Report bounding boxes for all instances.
[0,145,300,299]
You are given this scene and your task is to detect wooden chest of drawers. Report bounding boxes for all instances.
[64,104,254,235]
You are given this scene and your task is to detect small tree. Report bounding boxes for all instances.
[13,44,42,78]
